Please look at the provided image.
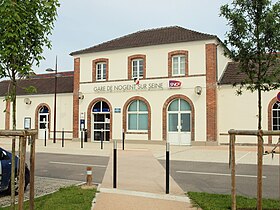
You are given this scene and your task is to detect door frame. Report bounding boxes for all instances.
[163,95,195,143]
[35,104,51,140]
[87,98,113,142]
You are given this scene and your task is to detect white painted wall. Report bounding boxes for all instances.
[217,43,232,81]
[1,93,73,139]
[77,39,217,84]
[79,76,207,142]
[0,97,6,130]
[218,86,280,144]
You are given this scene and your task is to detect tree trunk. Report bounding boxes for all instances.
[258,88,262,130]
[11,73,17,210]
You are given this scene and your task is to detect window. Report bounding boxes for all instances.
[96,63,106,81]
[132,59,143,79]
[168,50,188,77]
[128,54,146,80]
[172,55,185,76]
[272,101,280,130]
[92,58,109,82]
[127,100,148,131]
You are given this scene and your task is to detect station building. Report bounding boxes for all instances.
[0,26,279,145]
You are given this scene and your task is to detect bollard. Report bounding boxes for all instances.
[166,142,170,194]
[101,129,104,150]
[86,166,93,186]
[81,131,83,148]
[62,128,65,148]
[113,140,117,188]
[122,129,125,150]
[44,128,47,147]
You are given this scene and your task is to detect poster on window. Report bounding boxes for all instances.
[24,117,31,129]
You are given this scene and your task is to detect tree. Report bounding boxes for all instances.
[220,0,280,130]
[0,0,59,208]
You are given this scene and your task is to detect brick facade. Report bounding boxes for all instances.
[206,44,217,142]
[73,58,80,138]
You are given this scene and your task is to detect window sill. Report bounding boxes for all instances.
[126,131,148,134]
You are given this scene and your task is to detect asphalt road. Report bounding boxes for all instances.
[159,160,280,199]
[31,153,109,184]
[23,152,279,200]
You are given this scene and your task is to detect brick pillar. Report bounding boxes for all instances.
[73,58,80,139]
[5,99,10,130]
[206,44,217,142]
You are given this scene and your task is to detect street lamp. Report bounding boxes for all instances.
[46,56,58,143]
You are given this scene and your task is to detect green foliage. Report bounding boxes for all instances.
[220,0,280,93]
[24,86,37,94]
[0,185,96,210]
[0,0,60,80]
[188,192,280,210]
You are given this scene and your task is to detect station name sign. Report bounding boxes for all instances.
[93,82,164,93]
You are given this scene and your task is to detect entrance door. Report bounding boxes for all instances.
[167,99,191,145]
[91,101,110,142]
[38,106,49,139]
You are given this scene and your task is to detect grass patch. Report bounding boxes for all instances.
[187,192,280,210]
[0,185,96,210]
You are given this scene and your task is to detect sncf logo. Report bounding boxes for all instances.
[169,80,182,88]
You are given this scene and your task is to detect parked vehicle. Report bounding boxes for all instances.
[0,147,30,193]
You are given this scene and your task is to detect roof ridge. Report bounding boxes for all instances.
[70,26,217,56]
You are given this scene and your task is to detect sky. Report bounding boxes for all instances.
[33,0,232,74]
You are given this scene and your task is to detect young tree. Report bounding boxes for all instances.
[220,0,280,130]
[0,0,59,208]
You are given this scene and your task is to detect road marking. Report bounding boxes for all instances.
[176,171,266,178]
[236,152,251,164]
[100,188,190,203]
[49,161,106,168]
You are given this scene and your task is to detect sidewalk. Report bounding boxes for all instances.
[93,149,198,210]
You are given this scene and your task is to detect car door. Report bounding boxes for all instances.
[0,149,11,191]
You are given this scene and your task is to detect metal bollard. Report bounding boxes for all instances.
[86,166,93,186]
[113,140,117,188]
[81,131,83,148]
[122,129,125,150]
[44,128,47,147]
[101,129,104,150]
[166,142,170,194]
[62,128,65,148]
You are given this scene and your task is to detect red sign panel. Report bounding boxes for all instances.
[169,80,182,88]
[277,92,280,102]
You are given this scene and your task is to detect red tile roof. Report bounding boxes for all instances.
[0,72,74,97]
[70,26,217,56]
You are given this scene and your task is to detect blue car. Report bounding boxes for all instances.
[0,147,30,193]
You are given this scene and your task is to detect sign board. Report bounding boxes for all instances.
[24,117,31,129]
[80,112,85,120]
[80,119,85,130]
[114,108,121,113]
[277,92,280,102]
[169,80,182,89]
